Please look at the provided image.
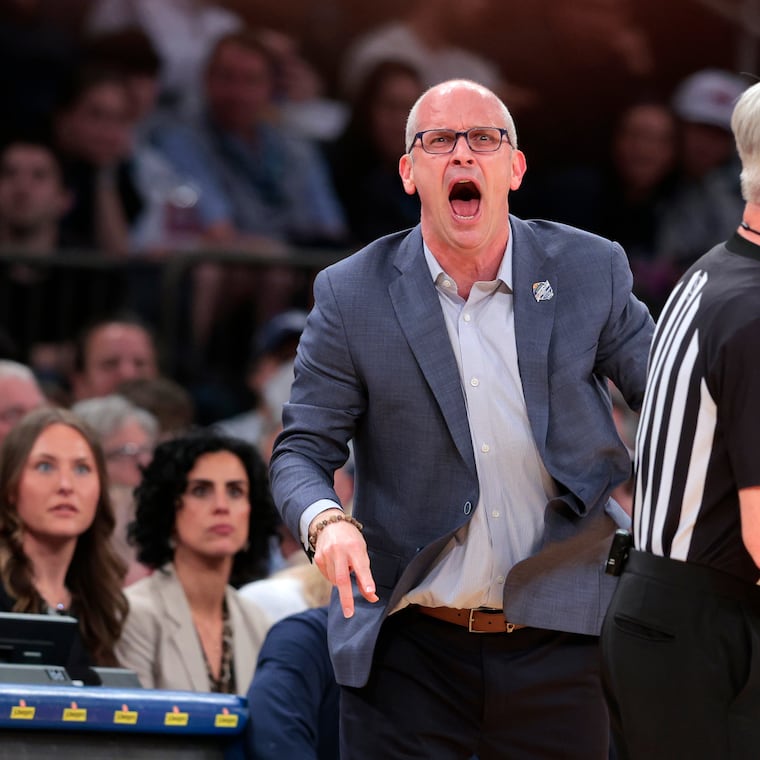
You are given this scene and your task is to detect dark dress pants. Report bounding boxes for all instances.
[601,551,760,760]
[340,607,610,760]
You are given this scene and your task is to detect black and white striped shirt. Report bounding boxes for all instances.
[633,233,760,583]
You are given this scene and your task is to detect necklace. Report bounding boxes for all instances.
[740,220,760,236]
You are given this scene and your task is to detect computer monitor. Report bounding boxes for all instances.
[0,611,79,666]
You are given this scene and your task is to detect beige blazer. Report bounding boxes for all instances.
[116,563,271,695]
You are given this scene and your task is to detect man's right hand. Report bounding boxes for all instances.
[310,509,379,617]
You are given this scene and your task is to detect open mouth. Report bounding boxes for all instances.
[449,180,481,219]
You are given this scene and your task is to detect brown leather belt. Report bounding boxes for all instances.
[417,606,526,633]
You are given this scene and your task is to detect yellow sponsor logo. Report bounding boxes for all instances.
[214,713,239,728]
[10,706,35,720]
[164,711,189,726]
[114,710,138,725]
[62,708,87,722]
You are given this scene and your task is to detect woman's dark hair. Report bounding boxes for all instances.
[347,59,423,140]
[0,407,128,666]
[130,431,279,586]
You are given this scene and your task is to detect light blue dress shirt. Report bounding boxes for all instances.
[397,231,558,610]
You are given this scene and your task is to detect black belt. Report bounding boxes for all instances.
[626,550,760,608]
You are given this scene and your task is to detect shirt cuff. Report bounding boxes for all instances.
[299,499,342,551]
[605,497,632,530]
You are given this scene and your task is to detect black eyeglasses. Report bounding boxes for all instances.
[412,127,512,154]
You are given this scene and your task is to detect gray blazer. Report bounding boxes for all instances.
[270,217,654,688]
[116,564,270,695]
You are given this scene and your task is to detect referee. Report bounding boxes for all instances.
[601,78,760,759]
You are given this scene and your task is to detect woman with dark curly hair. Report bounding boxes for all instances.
[115,430,277,694]
[0,407,128,672]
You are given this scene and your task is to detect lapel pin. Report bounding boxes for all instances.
[532,280,554,302]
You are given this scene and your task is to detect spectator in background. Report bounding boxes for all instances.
[245,606,339,760]
[0,407,128,676]
[514,99,679,316]
[215,309,307,453]
[70,315,159,402]
[0,134,83,368]
[81,26,194,255]
[256,27,348,144]
[600,101,679,314]
[327,60,423,246]
[656,68,748,279]
[0,135,73,255]
[153,28,348,248]
[340,0,535,113]
[52,66,142,255]
[0,360,47,445]
[116,431,277,693]
[117,376,195,441]
[71,394,158,586]
[151,29,348,352]
[85,0,243,119]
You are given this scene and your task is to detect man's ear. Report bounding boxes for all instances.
[510,149,527,191]
[399,154,416,196]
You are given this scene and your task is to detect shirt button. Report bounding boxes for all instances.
[492,510,500,518]
[442,278,452,288]
[463,313,471,322]
[470,377,479,387]
[481,443,490,453]
[496,576,505,585]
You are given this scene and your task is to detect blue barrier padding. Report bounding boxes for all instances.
[0,683,248,735]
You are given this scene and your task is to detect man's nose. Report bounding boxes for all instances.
[119,362,142,381]
[451,135,475,163]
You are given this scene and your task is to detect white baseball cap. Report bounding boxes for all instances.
[672,68,747,130]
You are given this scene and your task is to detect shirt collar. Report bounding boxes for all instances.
[423,221,514,291]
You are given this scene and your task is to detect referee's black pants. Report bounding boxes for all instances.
[601,550,760,760]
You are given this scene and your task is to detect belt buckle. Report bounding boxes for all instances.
[468,608,517,633]
[467,608,484,633]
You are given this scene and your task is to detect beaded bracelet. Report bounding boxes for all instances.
[308,514,364,551]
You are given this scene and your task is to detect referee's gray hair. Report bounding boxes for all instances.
[404,79,518,154]
[71,394,158,442]
[731,78,760,204]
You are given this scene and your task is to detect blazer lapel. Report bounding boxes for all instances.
[510,217,556,454]
[389,228,476,475]
[157,565,209,692]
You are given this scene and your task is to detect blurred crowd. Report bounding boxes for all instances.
[0,1,754,756]
[0,0,751,402]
